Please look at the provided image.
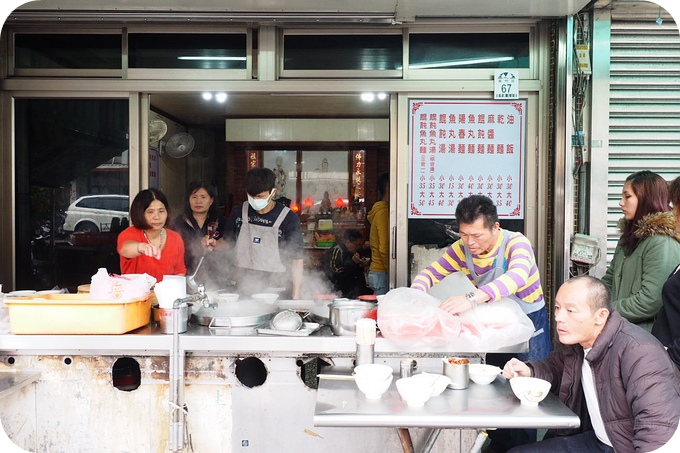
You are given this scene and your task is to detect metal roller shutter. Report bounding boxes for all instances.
[606,1,680,261]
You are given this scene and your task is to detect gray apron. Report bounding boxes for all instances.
[235,202,288,273]
[464,230,545,320]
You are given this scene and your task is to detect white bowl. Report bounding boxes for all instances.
[407,373,451,396]
[353,364,393,399]
[215,291,239,303]
[396,375,444,408]
[510,376,551,406]
[251,293,280,304]
[469,364,501,385]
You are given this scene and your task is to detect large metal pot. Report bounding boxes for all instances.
[328,300,377,336]
[194,301,277,328]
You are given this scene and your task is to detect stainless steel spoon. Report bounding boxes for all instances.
[186,255,205,290]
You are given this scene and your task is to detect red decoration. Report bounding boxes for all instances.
[335,198,344,208]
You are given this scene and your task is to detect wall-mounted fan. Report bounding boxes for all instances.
[149,119,168,144]
[164,132,195,158]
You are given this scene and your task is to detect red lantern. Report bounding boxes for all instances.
[335,197,344,208]
[304,197,313,208]
[291,203,300,213]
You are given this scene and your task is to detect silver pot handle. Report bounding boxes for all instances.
[208,317,232,329]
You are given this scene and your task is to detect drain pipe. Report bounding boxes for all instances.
[170,285,211,453]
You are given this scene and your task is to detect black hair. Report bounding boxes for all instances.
[377,172,390,199]
[246,168,276,197]
[129,188,170,229]
[343,228,364,243]
[565,275,612,312]
[184,179,218,218]
[455,195,498,229]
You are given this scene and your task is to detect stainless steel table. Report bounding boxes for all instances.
[314,368,580,452]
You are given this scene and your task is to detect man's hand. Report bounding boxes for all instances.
[439,295,473,315]
[502,358,532,379]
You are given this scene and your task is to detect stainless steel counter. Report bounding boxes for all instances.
[0,370,40,399]
[314,368,580,430]
[0,323,527,356]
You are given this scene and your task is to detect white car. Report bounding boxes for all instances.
[63,195,129,233]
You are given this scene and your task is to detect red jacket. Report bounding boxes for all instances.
[528,310,680,453]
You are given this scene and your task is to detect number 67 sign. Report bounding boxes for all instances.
[495,69,519,99]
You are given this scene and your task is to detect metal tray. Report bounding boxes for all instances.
[194,301,278,327]
[257,322,321,336]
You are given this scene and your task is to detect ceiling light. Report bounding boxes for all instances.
[377,93,388,100]
[202,92,213,101]
[215,93,228,103]
[409,56,515,69]
[178,56,247,61]
[361,93,375,102]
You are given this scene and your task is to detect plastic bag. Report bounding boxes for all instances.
[377,287,535,350]
[89,268,156,300]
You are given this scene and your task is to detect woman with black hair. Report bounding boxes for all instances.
[117,188,186,282]
[172,179,227,275]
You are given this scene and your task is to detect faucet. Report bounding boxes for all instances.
[172,283,215,309]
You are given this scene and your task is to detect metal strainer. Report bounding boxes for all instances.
[270,310,303,332]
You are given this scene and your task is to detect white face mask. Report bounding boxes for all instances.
[248,190,274,211]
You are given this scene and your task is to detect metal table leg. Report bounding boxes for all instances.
[418,428,441,453]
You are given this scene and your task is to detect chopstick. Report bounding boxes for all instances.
[317,374,355,380]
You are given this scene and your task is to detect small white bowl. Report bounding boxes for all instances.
[251,293,280,304]
[407,373,451,396]
[396,375,441,408]
[510,376,551,406]
[354,364,393,399]
[216,291,239,303]
[469,364,501,385]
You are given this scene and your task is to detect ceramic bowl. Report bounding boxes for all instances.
[510,376,551,406]
[251,293,280,304]
[215,291,240,304]
[407,373,451,396]
[396,375,444,407]
[353,364,393,399]
[468,364,501,385]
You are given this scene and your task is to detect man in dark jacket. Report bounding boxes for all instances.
[503,275,680,453]
[322,228,372,299]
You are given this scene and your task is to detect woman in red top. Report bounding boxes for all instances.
[117,188,186,282]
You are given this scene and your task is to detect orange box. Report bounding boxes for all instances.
[4,293,151,334]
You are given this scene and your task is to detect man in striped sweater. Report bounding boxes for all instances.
[411,194,550,452]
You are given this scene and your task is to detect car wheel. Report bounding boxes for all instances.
[75,221,99,233]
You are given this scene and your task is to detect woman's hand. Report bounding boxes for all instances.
[202,235,217,251]
[502,358,532,379]
[137,241,161,260]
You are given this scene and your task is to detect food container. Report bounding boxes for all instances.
[4,293,151,334]
[328,300,377,336]
[443,357,470,389]
[152,303,191,334]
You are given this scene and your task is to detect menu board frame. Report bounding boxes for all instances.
[408,99,527,219]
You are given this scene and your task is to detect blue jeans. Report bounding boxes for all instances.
[367,271,388,295]
[508,431,615,453]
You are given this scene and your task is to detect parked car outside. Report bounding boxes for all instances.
[63,194,129,233]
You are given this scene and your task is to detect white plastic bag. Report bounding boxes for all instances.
[89,268,156,300]
[377,287,535,350]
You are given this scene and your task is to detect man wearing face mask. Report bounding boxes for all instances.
[224,168,304,299]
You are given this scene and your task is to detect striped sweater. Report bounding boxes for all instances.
[411,230,544,305]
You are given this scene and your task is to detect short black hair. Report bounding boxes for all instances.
[343,228,364,243]
[184,179,218,218]
[455,195,498,229]
[129,188,170,229]
[246,168,276,197]
[378,172,390,198]
[564,275,612,312]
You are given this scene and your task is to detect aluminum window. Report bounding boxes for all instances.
[129,33,247,69]
[15,33,122,70]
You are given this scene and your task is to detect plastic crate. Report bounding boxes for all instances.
[4,293,151,334]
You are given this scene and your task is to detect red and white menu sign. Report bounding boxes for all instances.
[409,99,526,219]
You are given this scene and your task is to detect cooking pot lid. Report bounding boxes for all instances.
[194,301,278,327]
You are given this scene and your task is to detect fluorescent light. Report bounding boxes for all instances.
[177,56,247,61]
[202,92,213,100]
[215,93,228,103]
[361,93,375,102]
[409,56,515,69]
[377,93,388,100]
